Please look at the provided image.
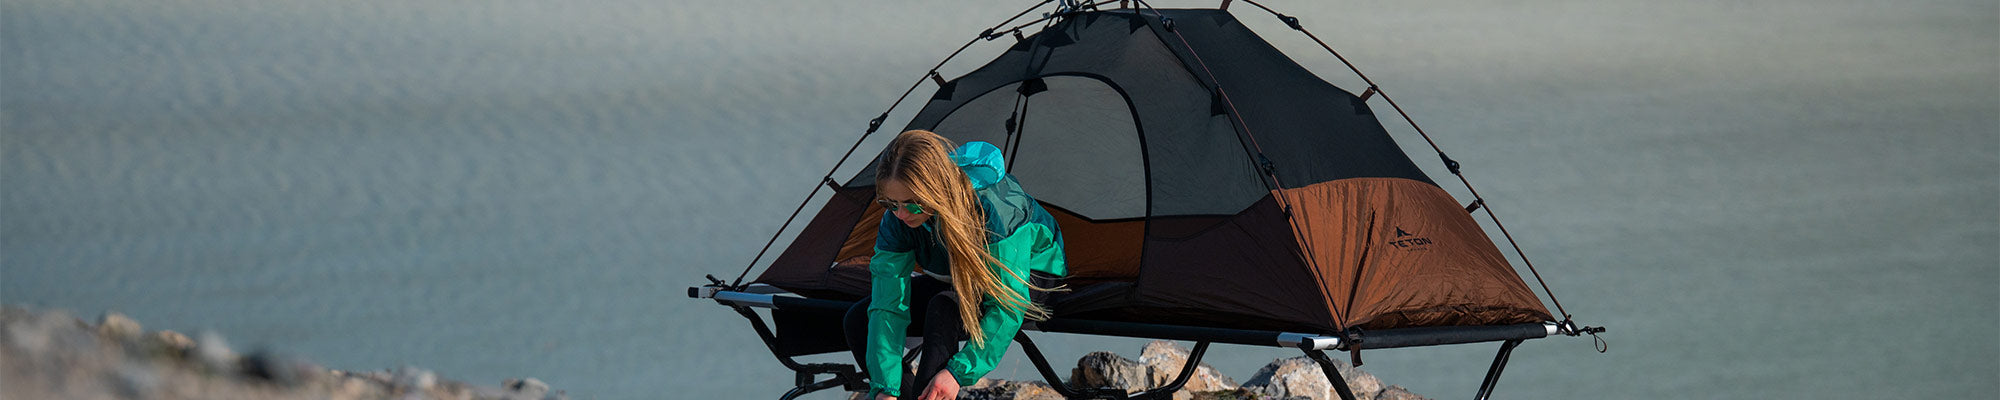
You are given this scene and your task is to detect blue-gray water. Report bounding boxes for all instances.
[4,0,1994,398]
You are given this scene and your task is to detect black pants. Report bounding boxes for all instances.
[844,278,965,399]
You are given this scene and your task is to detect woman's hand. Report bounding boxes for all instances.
[917,370,960,400]
[874,393,897,400]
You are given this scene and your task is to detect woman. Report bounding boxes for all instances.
[844,130,1066,400]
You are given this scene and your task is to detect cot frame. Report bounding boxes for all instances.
[692,284,1561,400]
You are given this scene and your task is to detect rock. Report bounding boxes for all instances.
[1241,358,1331,400]
[505,377,550,398]
[470,384,518,400]
[1241,357,1392,400]
[1342,365,1383,397]
[6,306,131,399]
[4,305,573,400]
[194,331,240,374]
[241,349,321,387]
[3,306,84,356]
[150,330,195,354]
[499,376,568,399]
[1188,389,1264,400]
[962,379,1064,400]
[1374,385,1429,400]
[330,372,391,399]
[97,311,143,340]
[3,310,52,354]
[112,363,160,398]
[393,366,438,391]
[1137,340,1237,399]
[1064,341,1438,400]
[1066,341,1240,399]
[1069,351,1150,393]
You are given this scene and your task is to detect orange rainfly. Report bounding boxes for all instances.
[1277,178,1552,330]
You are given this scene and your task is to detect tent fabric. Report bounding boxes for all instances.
[1042,205,1144,280]
[759,186,872,301]
[756,8,1553,334]
[1278,178,1553,329]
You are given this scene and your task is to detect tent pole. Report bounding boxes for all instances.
[1300,349,1359,400]
[1473,339,1523,400]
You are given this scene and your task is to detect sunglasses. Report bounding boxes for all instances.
[876,198,926,215]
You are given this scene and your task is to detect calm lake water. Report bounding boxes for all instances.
[4,1,1994,399]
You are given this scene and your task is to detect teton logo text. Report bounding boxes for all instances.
[1387,226,1433,250]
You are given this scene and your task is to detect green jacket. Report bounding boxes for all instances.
[863,141,1066,397]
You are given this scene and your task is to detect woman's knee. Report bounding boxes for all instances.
[924,292,961,321]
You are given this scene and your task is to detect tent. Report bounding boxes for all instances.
[694,2,1602,399]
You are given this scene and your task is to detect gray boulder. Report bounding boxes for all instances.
[194,331,240,374]
[1062,340,1241,399]
[1137,341,1238,400]
[96,311,143,340]
[1069,351,1152,393]
[1241,356,1413,400]
[393,366,438,391]
[3,305,571,400]
[1374,385,1428,400]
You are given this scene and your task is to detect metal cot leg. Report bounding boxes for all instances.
[728,305,865,399]
[1300,349,1360,400]
[1473,339,1523,400]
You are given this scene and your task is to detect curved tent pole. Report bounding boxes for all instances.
[727,0,1061,289]
[991,0,1125,36]
[1233,0,1592,331]
[1128,0,1351,331]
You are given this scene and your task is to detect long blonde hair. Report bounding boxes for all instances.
[877,130,1050,345]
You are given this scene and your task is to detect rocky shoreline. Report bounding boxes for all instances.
[1,305,564,400]
[5,304,1429,400]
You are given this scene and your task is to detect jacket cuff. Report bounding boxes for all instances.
[945,362,980,387]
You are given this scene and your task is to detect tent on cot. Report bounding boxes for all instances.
[691,2,1605,399]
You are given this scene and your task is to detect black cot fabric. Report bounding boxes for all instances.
[762,8,1552,335]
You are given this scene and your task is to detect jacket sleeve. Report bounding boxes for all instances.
[943,222,1063,386]
[864,217,918,397]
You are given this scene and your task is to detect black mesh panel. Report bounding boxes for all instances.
[1006,76,1145,220]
